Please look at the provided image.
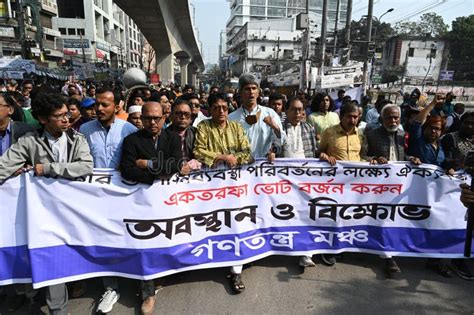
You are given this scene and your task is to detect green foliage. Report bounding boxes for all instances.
[394,13,448,37]
[446,15,474,81]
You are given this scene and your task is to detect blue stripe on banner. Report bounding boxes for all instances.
[25,225,472,284]
[0,245,31,281]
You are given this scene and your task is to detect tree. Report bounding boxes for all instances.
[339,18,395,61]
[394,13,448,37]
[446,15,474,81]
[144,46,156,76]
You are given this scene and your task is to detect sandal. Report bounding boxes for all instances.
[70,281,86,298]
[229,273,245,294]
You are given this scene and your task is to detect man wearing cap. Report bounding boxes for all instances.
[226,73,285,293]
[80,97,96,121]
[127,105,143,129]
[229,73,285,159]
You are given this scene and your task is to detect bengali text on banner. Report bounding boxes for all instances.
[0,159,471,288]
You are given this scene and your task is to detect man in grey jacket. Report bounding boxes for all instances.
[0,93,93,183]
[0,93,93,315]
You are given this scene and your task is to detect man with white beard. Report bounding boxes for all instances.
[362,103,421,278]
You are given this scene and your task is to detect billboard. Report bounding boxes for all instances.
[312,62,364,89]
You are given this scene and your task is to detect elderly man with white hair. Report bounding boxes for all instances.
[361,103,421,278]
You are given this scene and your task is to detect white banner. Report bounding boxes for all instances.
[0,160,471,288]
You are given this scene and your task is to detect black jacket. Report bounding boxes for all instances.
[364,125,408,161]
[168,125,197,159]
[120,128,183,184]
[11,121,37,144]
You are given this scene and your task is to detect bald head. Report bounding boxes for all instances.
[142,101,162,116]
[141,101,165,137]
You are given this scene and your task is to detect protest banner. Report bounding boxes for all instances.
[0,160,470,288]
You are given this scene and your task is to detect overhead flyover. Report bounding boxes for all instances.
[114,0,205,86]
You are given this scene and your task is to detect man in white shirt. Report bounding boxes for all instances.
[229,74,285,159]
[226,73,286,293]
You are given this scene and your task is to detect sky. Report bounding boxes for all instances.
[193,0,474,65]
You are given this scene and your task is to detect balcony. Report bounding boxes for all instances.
[41,0,58,15]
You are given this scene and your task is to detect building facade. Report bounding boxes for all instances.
[53,0,142,69]
[226,0,348,53]
[380,36,448,85]
[0,0,63,65]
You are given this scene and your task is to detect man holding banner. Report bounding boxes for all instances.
[194,92,253,293]
[79,88,136,313]
[318,102,362,266]
[120,101,189,315]
[362,103,421,277]
[278,96,318,268]
[0,93,93,315]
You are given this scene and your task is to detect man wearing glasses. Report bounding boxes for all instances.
[168,99,199,164]
[193,93,253,294]
[120,101,187,184]
[183,93,208,127]
[0,93,93,315]
[119,101,188,315]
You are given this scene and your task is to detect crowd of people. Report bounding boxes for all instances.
[0,73,473,315]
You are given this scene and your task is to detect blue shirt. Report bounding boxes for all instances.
[228,105,285,158]
[0,121,11,156]
[408,121,445,166]
[334,98,344,112]
[79,118,137,169]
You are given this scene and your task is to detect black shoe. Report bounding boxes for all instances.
[384,258,401,276]
[7,294,26,312]
[451,259,474,280]
[320,254,336,266]
[426,259,453,278]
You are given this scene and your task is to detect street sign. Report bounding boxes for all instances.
[439,70,454,81]
[372,74,382,84]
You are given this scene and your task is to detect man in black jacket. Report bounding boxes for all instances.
[168,99,197,160]
[119,101,188,315]
[120,101,188,184]
[362,103,420,278]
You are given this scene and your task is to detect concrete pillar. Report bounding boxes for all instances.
[191,73,197,87]
[179,57,191,87]
[156,54,174,84]
[187,68,194,87]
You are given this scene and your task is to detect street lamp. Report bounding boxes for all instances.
[367,8,394,88]
[377,8,394,23]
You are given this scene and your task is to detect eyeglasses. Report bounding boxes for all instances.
[190,103,201,109]
[174,111,191,118]
[50,112,72,120]
[141,115,163,122]
[212,106,228,112]
[289,107,305,113]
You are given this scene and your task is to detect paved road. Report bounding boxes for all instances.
[2,254,473,314]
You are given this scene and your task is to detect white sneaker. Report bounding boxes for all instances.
[299,256,316,267]
[96,289,120,313]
